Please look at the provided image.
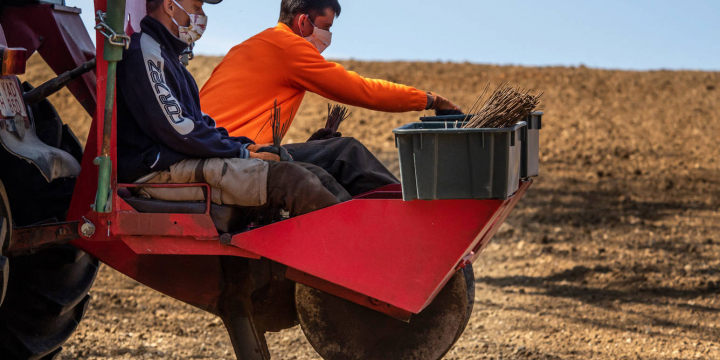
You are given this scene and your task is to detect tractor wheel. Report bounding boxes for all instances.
[0,180,11,306]
[296,269,471,360]
[457,264,476,342]
[0,170,98,359]
[0,245,98,360]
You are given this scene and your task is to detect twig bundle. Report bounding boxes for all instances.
[324,104,351,132]
[271,100,291,148]
[463,82,542,129]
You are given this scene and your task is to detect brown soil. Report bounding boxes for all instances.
[21,55,720,359]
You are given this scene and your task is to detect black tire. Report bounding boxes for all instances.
[0,244,98,360]
[0,157,98,359]
[297,270,470,360]
[0,180,11,306]
[456,264,476,342]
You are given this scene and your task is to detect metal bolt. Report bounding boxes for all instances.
[81,222,96,237]
[56,228,69,237]
[219,233,232,245]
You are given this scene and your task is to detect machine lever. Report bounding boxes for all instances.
[22,58,96,106]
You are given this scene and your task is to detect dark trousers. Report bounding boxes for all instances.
[284,138,399,197]
[266,161,340,216]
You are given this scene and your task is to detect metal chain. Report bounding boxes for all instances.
[95,11,131,50]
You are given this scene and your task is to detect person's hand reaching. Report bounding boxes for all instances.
[426,92,463,115]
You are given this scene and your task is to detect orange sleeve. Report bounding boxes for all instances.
[284,42,428,112]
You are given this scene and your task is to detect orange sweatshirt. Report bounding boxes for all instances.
[199,23,428,144]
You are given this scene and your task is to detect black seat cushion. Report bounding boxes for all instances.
[123,197,261,234]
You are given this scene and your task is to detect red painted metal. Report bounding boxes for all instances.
[227,183,531,314]
[114,184,219,238]
[121,236,260,258]
[287,267,414,322]
[0,4,97,115]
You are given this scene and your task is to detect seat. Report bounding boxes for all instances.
[118,190,279,234]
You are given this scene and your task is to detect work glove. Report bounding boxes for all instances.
[426,92,463,115]
[249,151,280,162]
[307,128,342,142]
[247,143,272,152]
[255,146,293,162]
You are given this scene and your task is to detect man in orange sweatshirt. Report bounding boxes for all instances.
[200,0,461,196]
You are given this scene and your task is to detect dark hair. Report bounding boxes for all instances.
[147,0,164,13]
[279,0,341,26]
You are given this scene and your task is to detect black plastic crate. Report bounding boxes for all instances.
[393,121,525,201]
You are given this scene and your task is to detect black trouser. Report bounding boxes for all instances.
[294,162,352,202]
[284,137,399,197]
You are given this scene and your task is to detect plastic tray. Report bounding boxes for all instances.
[393,121,525,201]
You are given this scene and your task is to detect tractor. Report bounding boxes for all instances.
[0,0,539,359]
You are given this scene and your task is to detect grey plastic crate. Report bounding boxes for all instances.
[393,121,525,201]
[520,112,542,178]
[418,112,543,179]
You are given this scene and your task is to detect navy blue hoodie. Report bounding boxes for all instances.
[117,16,253,183]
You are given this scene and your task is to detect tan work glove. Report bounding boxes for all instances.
[247,143,272,152]
[426,92,463,115]
[248,145,293,162]
[249,151,280,162]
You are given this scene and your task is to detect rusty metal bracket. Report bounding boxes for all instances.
[6,221,81,256]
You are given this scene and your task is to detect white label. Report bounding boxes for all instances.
[0,78,27,118]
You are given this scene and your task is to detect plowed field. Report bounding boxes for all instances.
[21,55,720,359]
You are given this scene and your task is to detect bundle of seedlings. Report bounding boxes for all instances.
[324,104,352,132]
[307,104,351,141]
[462,82,542,129]
[271,100,291,148]
[265,100,292,161]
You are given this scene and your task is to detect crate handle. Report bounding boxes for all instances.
[520,126,527,142]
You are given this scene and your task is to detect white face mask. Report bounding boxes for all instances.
[299,15,332,54]
[171,0,207,45]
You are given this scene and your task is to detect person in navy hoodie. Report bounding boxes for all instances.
[116,0,346,216]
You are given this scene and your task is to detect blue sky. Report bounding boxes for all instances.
[76,0,719,71]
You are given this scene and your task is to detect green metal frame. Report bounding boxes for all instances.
[93,0,126,213]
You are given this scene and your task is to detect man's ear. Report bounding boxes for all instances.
[163,0,175,18]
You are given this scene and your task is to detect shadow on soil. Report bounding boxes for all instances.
[479,265,720,307]
[477,265,720,342]
[516,180,720,231]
